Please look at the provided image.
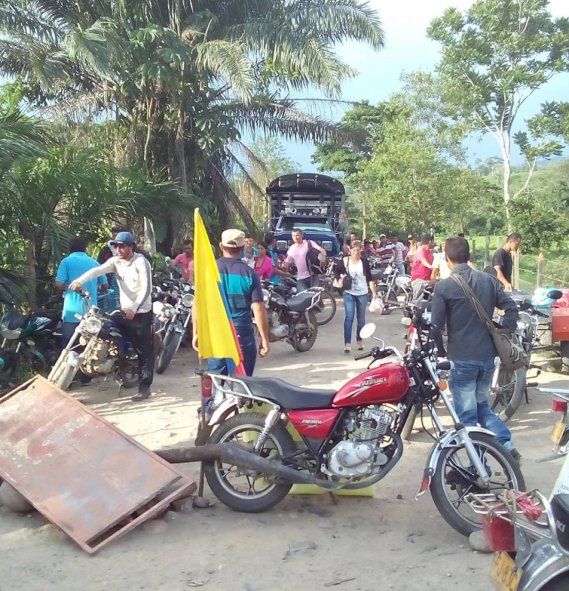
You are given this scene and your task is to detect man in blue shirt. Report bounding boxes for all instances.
[194,229,269,376]
[55,236,108,346]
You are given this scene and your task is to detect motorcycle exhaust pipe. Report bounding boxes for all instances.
[220,444,339,490]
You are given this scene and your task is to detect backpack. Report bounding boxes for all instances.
[306,241,322,275]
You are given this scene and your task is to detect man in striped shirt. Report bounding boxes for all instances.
[70,231,154,401]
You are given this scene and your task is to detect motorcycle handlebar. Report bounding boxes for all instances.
[354,347,396,362]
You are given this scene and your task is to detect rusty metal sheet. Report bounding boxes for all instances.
[0,376,195,554]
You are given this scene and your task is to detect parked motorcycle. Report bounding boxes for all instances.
[471,387,569,591]
[276,275,337,326]
[48,292,143,390]
[490,290,563,422]
[261,281,321,352]
[155,282,194,374]
[200,314,524,536]
[0,295,62,376]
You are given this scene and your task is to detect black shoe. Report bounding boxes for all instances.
[131,386,151,401]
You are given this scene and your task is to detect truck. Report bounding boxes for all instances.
[267,173,347,257]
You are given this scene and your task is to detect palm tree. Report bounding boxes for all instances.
[0,0,384,249]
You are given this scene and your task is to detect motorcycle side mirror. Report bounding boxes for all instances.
[548,289,563,301]
[359,323,377,340]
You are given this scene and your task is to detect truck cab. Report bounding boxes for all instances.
[267,173,346,256]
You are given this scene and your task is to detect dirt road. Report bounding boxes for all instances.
[0,304,566,590]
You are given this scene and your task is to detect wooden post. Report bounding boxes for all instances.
[512,250,520,290]
[484,236,490,268]
[537,252,545,288]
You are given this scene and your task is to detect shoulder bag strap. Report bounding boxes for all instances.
[450,273,495,334]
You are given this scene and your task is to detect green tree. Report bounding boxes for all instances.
[352,103,493,237]
[312,101,387,176]
[427,0,569,227]
[0,0,384,249]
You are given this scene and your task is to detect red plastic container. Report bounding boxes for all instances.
[482,513,515,552]
[552,398,568,413]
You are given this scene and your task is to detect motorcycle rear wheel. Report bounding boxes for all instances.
[292,311,318,352]
[315,289,336,326]
[204,413,295,513]
[430,432,525,537]
[490,366,527,422]
[156,327,183,374]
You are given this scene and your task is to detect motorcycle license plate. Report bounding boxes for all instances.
[491,552,522,591]
[551,420,567,445]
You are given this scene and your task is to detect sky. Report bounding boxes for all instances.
[285,0,569,172]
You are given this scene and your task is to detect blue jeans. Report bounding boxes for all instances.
[449,358,514,449]
[297,275,319,292]
[207,324,257,376]
[343,292,368,345]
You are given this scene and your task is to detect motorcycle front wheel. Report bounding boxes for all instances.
[430,432,525,537]
[204,413,295,513]
[155,326,183,374]
[292,310,318,352]
[49,351,77,391]
[490,366,527,422]
[315,289,336,326]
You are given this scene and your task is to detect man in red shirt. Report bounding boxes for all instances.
[410,234,435,301]
[172,239,194,283]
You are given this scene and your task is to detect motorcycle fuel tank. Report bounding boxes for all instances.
[333,363,410,407]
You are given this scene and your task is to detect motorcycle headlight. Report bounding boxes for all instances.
[182,293,194,308]
[262,288,270,303]
[83,317,102,336]
[1,327,21,339]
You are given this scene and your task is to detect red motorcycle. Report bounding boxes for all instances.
[202,317,524,537]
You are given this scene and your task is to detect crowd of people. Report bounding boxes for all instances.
[54,224,524,475]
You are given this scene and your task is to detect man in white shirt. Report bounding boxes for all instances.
[69,232,154,401]
[284,228,326,292]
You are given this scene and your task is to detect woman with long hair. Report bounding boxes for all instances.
[335,241,377,353]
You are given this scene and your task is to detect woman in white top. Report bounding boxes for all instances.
[335,241,378,353]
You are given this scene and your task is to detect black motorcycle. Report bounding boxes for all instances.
[0,294,62,378]
[260,280,320,352]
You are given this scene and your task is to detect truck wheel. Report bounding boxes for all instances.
[561,341,569,374]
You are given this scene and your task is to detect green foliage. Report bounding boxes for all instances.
[0,0,385,248]
[312,101,387,176]
[427,0,569,223]
[510,189,569,252]
[352,105,493,237]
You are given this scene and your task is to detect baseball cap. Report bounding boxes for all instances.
[221,229,246,248]
[111,231,135,246]
[379,233,386,238]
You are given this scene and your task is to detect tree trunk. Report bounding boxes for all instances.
[499,129,512,233]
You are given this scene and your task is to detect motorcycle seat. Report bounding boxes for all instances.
[236,376,336,410]
[3,309,28,330]
[287,293,315,312]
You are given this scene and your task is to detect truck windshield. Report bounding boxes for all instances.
[278,217,332,232]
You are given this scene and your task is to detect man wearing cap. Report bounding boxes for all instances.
[194,229,270,376]
[69,231,155,401]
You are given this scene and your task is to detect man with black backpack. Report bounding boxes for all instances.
[283,228,326,292]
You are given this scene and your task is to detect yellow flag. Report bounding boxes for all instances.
[193,209,243,372]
